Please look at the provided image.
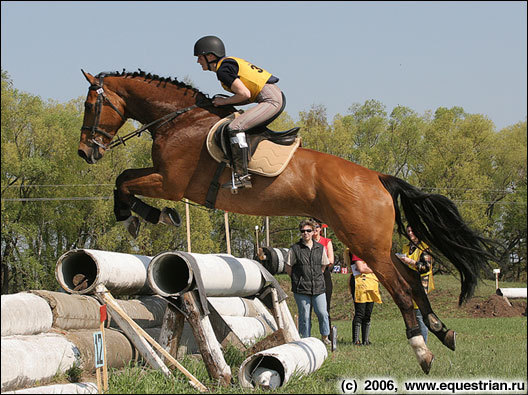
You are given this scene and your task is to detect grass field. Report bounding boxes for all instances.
[100,275,527,393]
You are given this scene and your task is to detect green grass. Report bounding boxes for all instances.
[104,275,526,393]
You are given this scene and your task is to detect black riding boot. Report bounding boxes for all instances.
[222,131,252,191]
[353,323,362,346]
[362,322,371,345]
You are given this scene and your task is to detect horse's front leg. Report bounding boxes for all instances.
[115,167,182,238]
[391,254,456,351]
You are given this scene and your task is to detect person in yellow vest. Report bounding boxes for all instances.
[194,35,284,190]
[344,248,382,346]
[397,225,434,343]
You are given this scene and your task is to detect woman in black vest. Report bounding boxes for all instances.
[285,219,331,344]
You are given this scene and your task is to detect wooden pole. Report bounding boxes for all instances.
[182,291,232,386]
[95,364,102,393]
[224,211,231,255]
[494,268,500,290]
[265,216,270,246]
[100,305,109,392]
[255,225,259,251]
[185,199,191,253]
[95,284,208,392]
[270,288,283,330]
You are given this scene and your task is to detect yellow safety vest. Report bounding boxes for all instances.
[403,242,434,308]
[216,56,272,102]
[354,273,382,304]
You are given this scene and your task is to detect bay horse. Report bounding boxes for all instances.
[78,69,495,374]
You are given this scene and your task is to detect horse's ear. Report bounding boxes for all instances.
[81,69,96,84]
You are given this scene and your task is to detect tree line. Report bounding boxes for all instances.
[1,69,526,294]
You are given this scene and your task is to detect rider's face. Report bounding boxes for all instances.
[196,54,216,71]
[196,55,208,71]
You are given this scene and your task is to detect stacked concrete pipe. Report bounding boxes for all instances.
[147,251,265,297]
[257,247,289,275]
[0,289,167,392]
[55,249,153,295]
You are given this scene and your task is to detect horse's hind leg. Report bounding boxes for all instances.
[115,167,182,237]
[359,251,435,374]
[391,254,456,351]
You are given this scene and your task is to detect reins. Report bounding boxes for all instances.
[81,73,205,151]
[105,104,198,150]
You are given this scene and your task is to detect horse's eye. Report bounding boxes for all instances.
[84,102,94,111]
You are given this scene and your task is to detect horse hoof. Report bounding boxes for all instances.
[444,330,456,351]
[160,207,181,227]
[126,216,141,238]
[420,353,434,374]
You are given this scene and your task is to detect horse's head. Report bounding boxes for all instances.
[78,70,127,164]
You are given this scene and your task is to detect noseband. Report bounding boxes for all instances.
[81,74,199,151]
[81,75,126,150]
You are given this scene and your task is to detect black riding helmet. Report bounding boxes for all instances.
[194,35,225,58]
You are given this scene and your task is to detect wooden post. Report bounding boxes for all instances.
[493,268,500,290]
[95,284,208,392]
[224,211,231,255]
[95,362,102,393]
[270,288,283,330]
[265,216,270,246]
[278,299,301,342]
[99,305,109,392]
[158,301,185,360]
[185,199,191,252]
[182,291,232,386]
[255,225,259,252]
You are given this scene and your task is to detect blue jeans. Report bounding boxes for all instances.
[415,308,428,343]
[293,293,330,338]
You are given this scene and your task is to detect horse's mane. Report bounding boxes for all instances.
[96,68,210,100]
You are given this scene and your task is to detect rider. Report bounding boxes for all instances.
[194,35,284,190]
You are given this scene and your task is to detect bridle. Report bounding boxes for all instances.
[81,74,199,151]
[81,74,127,150]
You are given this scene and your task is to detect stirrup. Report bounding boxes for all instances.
[221,173,252,193]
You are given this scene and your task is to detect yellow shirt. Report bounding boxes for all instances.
[403,242,434,308]
[216,56,272,102]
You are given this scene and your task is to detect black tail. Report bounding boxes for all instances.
[379,174,496,305]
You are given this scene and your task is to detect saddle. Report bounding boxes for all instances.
[206,113,302,177]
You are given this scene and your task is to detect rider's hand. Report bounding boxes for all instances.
[212,97,226,107]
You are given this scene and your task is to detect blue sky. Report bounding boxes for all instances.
[1,1,526,130]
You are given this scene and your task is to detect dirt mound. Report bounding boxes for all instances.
[464,294,527,318]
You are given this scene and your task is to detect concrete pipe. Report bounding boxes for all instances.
[55,249,152,295]
[273,248,287,274]
[147,252,265,297]
[496,288,527,298]
[208,297,256,317]
[1,333,78,392]
[65,327,162,371]
[239,337,328,389]
[2,382,98,394]
[1,293,53,336]
[208,297,278,330]
[111,296,168,329]
[64,328,135,371]
[30,290,102,330]
[222,315,274,346]
[29,291,167,330]
[258,247,289,275]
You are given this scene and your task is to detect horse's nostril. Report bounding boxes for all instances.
[78,149,88,160]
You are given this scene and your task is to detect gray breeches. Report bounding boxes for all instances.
[229,83,283,132]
